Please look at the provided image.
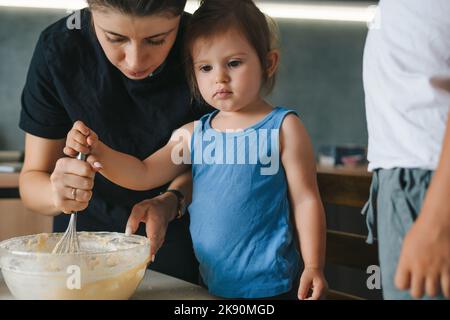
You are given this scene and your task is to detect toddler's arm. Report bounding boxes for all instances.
[65,121,194,191]
[280,114,327,300]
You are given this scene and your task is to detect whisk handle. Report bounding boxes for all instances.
[77,152,87,161]
[71,152,87,215]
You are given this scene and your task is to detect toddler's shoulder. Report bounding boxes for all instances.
[277,108,309,143]
[275,107,302,129]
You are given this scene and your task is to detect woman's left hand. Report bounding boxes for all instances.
[298,267,328,300]
[125,191,179,262]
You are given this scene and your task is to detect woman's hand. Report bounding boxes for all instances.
[298,267,328,300]
[50,121,101,215]
[49,156,96,214]
[125,192,179,262]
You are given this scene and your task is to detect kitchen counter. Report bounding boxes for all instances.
[0,165,371,189]
[0,270,218,300]
[0,173,19,189]
[0,166,372,203]
[317,164,371,208]
[316,164,371,177]
[0,173,20,198]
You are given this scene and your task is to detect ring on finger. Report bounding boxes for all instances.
[71,188,77,201]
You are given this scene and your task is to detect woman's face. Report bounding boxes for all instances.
[91,8,181,80]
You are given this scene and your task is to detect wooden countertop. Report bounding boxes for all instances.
[317,164,372,177]
[317,164,372,208]
[0,270,217,300]
[0,165,371,190]
[0,173,19,188]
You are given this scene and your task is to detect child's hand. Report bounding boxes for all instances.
[64,121,103,171]
[298,267,328,300]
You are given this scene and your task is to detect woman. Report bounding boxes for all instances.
[18,0,209,283]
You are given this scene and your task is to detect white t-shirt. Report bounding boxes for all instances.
[363,0,450,171]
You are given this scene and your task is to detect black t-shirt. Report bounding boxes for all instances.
[19,9,210,234]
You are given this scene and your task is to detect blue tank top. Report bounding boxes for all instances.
[189,106,300,298]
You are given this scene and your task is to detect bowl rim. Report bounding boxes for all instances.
[0,231,150,258]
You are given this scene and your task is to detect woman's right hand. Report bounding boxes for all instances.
[51,121,98,214]
[50,155,96,214]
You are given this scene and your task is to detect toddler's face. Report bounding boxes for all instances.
[192,28,264,112]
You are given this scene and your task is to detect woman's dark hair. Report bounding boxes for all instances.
[87,0,187,17]
[184,0,279,102]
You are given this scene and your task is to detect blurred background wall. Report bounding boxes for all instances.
[0,1,369,153]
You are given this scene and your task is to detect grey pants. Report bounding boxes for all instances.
[362,168,446,300]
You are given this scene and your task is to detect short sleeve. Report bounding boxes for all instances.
[19,33,72,139]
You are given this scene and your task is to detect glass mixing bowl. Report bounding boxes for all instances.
[0,232,150,300]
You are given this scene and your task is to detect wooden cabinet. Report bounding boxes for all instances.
[0,173,20,189]
[0,173,53,241]
[0,199,53,242]
[317,165,380,299]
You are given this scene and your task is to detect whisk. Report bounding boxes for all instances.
[52,152,87,254]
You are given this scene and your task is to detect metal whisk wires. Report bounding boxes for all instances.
[52,152,87,254]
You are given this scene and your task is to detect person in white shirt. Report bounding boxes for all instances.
[362,0,450,299]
